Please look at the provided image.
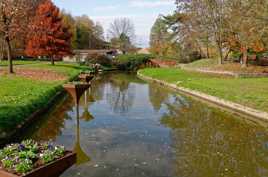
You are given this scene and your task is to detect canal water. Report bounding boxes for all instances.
[23,73,268,177]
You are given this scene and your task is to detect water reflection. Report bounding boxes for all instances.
[80,89,94,122]
[22,96,73,141]
[161,96,268,177]
[90,73,143,114]
[148,83,169,111]
[21,73,268,177]
[107,74,136,114]
[90,75,106,101]
[74,95,91,165]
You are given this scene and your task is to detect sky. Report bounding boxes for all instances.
[52,0,176,47]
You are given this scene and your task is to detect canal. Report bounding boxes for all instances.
[22,73,268,177]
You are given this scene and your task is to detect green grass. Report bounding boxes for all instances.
[139,68,268,112]
[182,58,218,69]
[0,61,90,132]
[182,58,268,74]
[0,60,40,66]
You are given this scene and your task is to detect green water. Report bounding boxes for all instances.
[23,73,268,177]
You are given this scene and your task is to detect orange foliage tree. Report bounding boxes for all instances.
[25,0,72,65]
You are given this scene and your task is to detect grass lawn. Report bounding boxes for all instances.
[0,60,40,66]
[182,58,218,69]
[0,61,90,133]
[183,58,268,73]
[19,61,90,79]
[139,68,268,113]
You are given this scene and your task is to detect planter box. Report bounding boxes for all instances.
[0,152,76,177]
[78,74,94,83]
[63,83,90,105]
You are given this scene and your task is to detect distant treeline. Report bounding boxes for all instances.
[150,0,268,67]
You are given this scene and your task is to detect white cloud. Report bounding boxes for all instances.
[129,0,174,8]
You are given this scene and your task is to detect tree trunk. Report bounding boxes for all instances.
[0,39,5,61]
[5,38,13,73]
[242,48,248,67]
[224,48,231,61]
[206,34,210,58]
[198,46,203,59]
[51,56,55,65]
[217,42,223,65]
[206,43,210,58]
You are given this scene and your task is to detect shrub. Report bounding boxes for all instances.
[115,54,154,71]
[85,52,112,67]
[230,51,242,62]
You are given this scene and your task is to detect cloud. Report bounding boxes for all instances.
[93,5,120,12]
[129,0,174,8]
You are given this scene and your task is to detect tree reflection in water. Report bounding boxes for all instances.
[106,74,136,114]
[23,87,93,166]
[90,75,107,102]
[23,96,73,141]
[160,95,268,177]
[20,73,268,177]
[148,83,170,112]
[88,73,143,114]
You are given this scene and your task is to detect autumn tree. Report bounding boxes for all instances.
[150,15,181,60]
[150,16,169,56]
[12,0,45,56]
[172,0,268,66]
[155,11,204,62]
[0,0,44,64]
[226,0,268,67]
[176,0,227,64]
[26,0,72,65]
[0,0,29,73]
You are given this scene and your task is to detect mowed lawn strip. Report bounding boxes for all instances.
[0,62,90,132]
[139,68,268,113]
[19,62,90,79]
[0,60,40,66]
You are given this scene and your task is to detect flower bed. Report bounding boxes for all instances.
[0,140,73,176]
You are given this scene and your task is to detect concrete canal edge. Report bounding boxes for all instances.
[137,71,268,122]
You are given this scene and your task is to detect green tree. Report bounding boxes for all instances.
[61,10,78,49]
[74,15,106,49]
[150,16,169,56]
[75,15,94,49]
